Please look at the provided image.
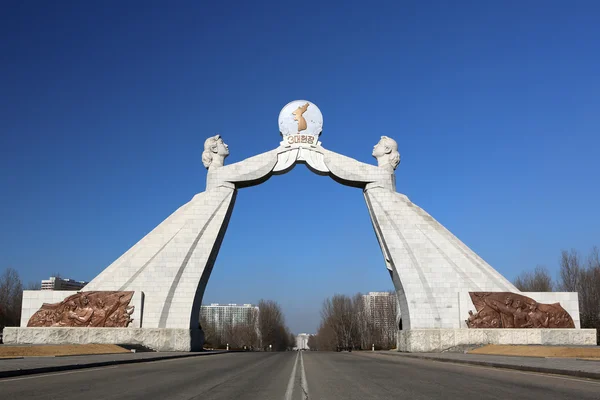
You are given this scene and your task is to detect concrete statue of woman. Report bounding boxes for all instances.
[321,136,518,333]
[83,135,290,349]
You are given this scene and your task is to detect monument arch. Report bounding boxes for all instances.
[79,99,525,336]
[7,100,594,351]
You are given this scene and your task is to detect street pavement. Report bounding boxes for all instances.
[1,351,600,399]
[0,350,225,377]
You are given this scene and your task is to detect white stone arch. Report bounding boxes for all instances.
[84,139,517,349]
[9,101,592,352]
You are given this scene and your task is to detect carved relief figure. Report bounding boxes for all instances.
[28,291,135,328]
[292,103,309,132]
[71,295,95,326]
[527,302,550,328]
[466,292,574,329]
[51,301,79,327]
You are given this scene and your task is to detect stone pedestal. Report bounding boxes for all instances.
[3,327,204,352]
[397,328,597,352]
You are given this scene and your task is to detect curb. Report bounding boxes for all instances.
[0,350,229,379]
[376,352,600,381]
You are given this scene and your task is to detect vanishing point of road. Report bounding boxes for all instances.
[1,351,599,400]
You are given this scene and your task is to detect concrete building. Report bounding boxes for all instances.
[41,277,87,291]
[200,303,259,336]
[363,292,398,330]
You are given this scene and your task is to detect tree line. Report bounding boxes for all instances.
[310,292,397,351]
[200,299,295,351]
[1,268,296,350]
[0,268,23,332]
[514,247,600,343]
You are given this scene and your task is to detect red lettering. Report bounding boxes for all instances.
[301,135,307,143]
[287,136,294,145]
[308,136,314,144]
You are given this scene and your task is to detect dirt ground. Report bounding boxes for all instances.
[0,344,130,357]
[469,344,600,358]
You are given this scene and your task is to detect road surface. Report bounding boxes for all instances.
[1,351,599,399]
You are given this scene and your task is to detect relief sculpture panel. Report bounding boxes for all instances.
[466,292,574,329]
[28,291,135,328]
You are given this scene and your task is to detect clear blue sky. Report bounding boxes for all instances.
[1,2,599,334]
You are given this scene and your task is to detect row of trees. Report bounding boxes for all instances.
[1,267,296,350]
[514,247,600,342]
[201,299,296,351]
[0,268,23,331]
[0,268,56,332]
[311,292,397,351]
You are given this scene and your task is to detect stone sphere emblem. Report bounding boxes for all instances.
[278,100,323,146]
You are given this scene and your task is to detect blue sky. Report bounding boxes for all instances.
[1,2,599,333]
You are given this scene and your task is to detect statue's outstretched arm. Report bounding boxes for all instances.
[219,146,290,188]
[320,147,380,185]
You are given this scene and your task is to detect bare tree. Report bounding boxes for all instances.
[0,268,23,330]
[236,308,260,349]
[354,294,372,350]
[353,292,398,350]
[578,247,600,343]
[26,281,41,290]
[200,314,222,349]
[320,294,360,350]
[258,299,290,351]
[557,247,600,344]
[315,320,337,351]
[513,265,554,292]
[307,334,317,350]
[558,249,581,292]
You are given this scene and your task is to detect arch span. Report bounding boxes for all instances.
[84,139,517,340]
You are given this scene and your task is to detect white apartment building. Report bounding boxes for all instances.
[200,303,259,335]
[362,291,398,330]
[41,276,88,291]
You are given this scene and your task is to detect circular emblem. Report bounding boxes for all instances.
[278,100,323,146]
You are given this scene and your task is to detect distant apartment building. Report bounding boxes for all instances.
[295,333,311,350]
[362,291,398,330]
[41,276,88,291]
[200,303,259,335]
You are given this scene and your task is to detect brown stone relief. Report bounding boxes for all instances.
[466,292,575,329]
[27,291,135,328]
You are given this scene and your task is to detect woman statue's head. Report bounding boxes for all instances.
[372,136,400,169]
[202,134,229,169]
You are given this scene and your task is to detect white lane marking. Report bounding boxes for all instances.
[0,366,119,383]
[285,351,299,400]
[300,351,309,399]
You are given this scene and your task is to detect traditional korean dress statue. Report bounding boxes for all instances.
[321,136,516,330]
[84,136,290,330]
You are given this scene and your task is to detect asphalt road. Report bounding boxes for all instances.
[1,351,599,400]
